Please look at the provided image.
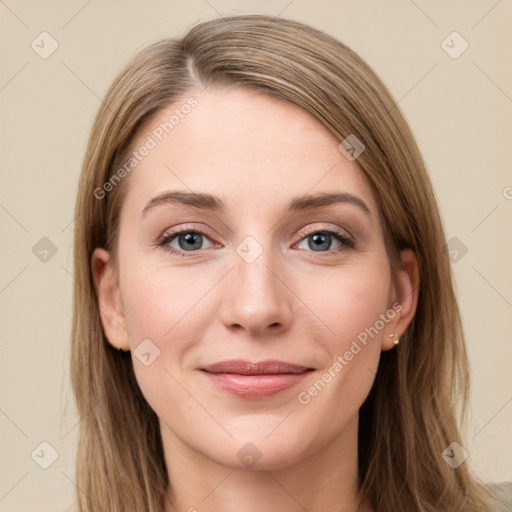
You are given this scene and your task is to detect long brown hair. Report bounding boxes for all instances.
[70,14,494,511]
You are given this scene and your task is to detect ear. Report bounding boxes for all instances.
[91,248,130,351]
[382,248,420,351]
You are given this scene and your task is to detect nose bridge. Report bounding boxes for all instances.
[236,235,282,302]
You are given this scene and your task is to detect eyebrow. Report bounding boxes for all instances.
[141,191,371,217]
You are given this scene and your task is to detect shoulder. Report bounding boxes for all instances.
[485,481,512,511]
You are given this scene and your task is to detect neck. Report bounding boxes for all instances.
[161,413,373,512]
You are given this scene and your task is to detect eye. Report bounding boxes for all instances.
[295,228,354,253]
[157,229,215,257]
[156,226,355,258]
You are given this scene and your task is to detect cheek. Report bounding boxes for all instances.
[298,261,391,347]
[120,260,208,340]
[118,262,207,418]
[291,264,390,411]
[118,258,218,388]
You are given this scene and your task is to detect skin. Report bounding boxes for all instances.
[92,87,419,512]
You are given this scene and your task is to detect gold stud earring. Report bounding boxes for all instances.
[389,333,400,346]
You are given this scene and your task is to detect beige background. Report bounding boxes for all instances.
[1,0,511,510]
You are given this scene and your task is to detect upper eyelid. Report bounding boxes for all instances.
[160,223,352,246]
[295,223,352,240]
[161,224,217,242]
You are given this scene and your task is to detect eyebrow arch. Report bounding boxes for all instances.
[141,191,371,217]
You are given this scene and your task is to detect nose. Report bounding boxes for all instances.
[218,246,293,337]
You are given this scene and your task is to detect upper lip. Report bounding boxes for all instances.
[200,360,314,375]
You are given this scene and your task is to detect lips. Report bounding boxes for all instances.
[199,360,315,399]
[200,359,314,375]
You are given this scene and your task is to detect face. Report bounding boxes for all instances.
[93,87,417,472]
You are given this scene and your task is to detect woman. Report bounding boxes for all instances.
[70,14,511,512]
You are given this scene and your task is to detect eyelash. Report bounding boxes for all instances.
[155,225,355,258]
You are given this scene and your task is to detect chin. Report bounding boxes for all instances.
[201,428,317,472]
[214,445,306,472]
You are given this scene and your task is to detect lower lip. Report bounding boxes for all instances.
[201,371,313,398]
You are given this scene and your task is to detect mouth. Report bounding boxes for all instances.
[199,360,315,399]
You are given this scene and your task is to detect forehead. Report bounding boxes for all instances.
[124,87,377,216]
